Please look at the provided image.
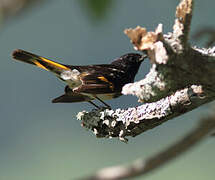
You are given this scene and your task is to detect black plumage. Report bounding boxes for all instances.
[12,49,145,108]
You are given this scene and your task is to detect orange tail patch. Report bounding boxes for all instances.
[12,49,70,73]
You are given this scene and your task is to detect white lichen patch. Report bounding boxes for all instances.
[76,97,171,142]
[93,128,98,135]
[154,41,168,64]
[122,64,166,102]
[76,111,86,120]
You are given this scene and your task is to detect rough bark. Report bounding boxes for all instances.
[81,114,215,180]
[77,0,215,142]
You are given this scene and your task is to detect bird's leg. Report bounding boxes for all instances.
[95,97,111,109]
[88,101,100,109]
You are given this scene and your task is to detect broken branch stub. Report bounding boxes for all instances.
[122,0,199,103]
[77,0,215,141]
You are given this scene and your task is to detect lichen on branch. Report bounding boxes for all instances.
[77,0,215,141]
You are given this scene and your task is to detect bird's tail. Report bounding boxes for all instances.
[12,49,70,74]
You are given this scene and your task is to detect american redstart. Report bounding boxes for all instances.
[12,49,146,108]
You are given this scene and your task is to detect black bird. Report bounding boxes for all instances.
[12,49,145,108]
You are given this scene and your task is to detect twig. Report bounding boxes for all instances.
[80,113,215,180]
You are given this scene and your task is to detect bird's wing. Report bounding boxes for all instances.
[74,72,115,94]
[73,65,126,94]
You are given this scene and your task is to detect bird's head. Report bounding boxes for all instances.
[111,53,146,72]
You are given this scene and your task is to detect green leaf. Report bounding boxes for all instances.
[79,0,114,22]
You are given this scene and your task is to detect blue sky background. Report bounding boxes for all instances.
[0,0,215,179]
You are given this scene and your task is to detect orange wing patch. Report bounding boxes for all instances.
[97,76,114,90]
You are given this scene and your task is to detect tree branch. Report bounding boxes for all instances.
[80,113,215,180]
[77,0,215,179]
[78,85,214,142]
[77,0,215,141]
